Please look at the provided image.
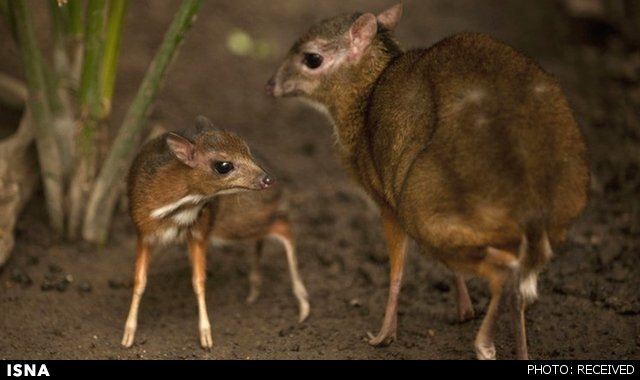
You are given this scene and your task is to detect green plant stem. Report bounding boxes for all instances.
[11,0,64,234]
[100,0,128,118]
[49,0,68,52]
[66,0,83,37]
[47,1,75,177]
[83,0,203,243]
[67,0,107,240]
[66,0,84,85]
[78,0,106,117]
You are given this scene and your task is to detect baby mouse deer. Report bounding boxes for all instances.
[122,116,309,349]
[268,3,588,359]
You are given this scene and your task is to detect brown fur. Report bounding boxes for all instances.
[269,4,588,359]
[121,116,309,349]
[128,125,268,238]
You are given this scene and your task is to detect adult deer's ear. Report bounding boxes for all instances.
[349,13,377,57]
[377,2,403,31]
[166,132,196,167]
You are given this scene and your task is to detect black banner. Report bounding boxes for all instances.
[0,361,638,378]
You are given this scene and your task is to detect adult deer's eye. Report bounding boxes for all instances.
[303,53,323,69]
[214,161,234,174]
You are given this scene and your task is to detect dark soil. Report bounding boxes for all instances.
[1,0,638,359]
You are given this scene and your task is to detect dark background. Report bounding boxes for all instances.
[0,0,638,359]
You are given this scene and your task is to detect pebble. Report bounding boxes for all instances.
[78,282,92,293]
[40,281,55,291]
[39,267,74,293]
[55,282,68,292]
[10,268,32,288]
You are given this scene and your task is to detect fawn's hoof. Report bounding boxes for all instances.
[475,342,496,360]
[246,289,260,304]
[200,327,213,349]
[298,299,310,323]
[121,326,136,348]
[367,331,396,347]
[458,305,475,323]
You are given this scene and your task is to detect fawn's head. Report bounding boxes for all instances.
[166,116,273,196]
[266,3,403,103]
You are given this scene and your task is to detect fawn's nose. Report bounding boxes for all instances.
[260,175,274,189]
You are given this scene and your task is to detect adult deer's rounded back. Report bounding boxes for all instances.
[268,3,588,359]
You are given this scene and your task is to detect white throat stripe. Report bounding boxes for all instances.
[150,194,206,219]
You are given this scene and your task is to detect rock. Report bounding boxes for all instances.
[78,282,92,293]
[55,282,68,292]
[10,267,32,288]
[40,281,55,291]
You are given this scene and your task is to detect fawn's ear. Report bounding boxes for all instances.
[166,132,196,167]
[377,2,402,31]
[349,13,378,57]
[194,115,217,133]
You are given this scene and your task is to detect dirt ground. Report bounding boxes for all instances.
[1,0,638,359]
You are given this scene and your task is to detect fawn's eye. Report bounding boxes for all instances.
[302,53,323,69]
[214,161,234,174]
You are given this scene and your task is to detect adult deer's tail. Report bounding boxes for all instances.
[518,224,553,303]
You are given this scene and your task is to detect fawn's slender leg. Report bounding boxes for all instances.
[188,237,212,348]
[455,273,475,322]
[510,281,529,359]
[368,207,408,347]
[474,246,518,359]
[268,218,310,322]
[122,239,152,347]
[246,239,264,304]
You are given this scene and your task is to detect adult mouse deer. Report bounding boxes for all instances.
[267,3,588,359]
[122,116,309,349]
